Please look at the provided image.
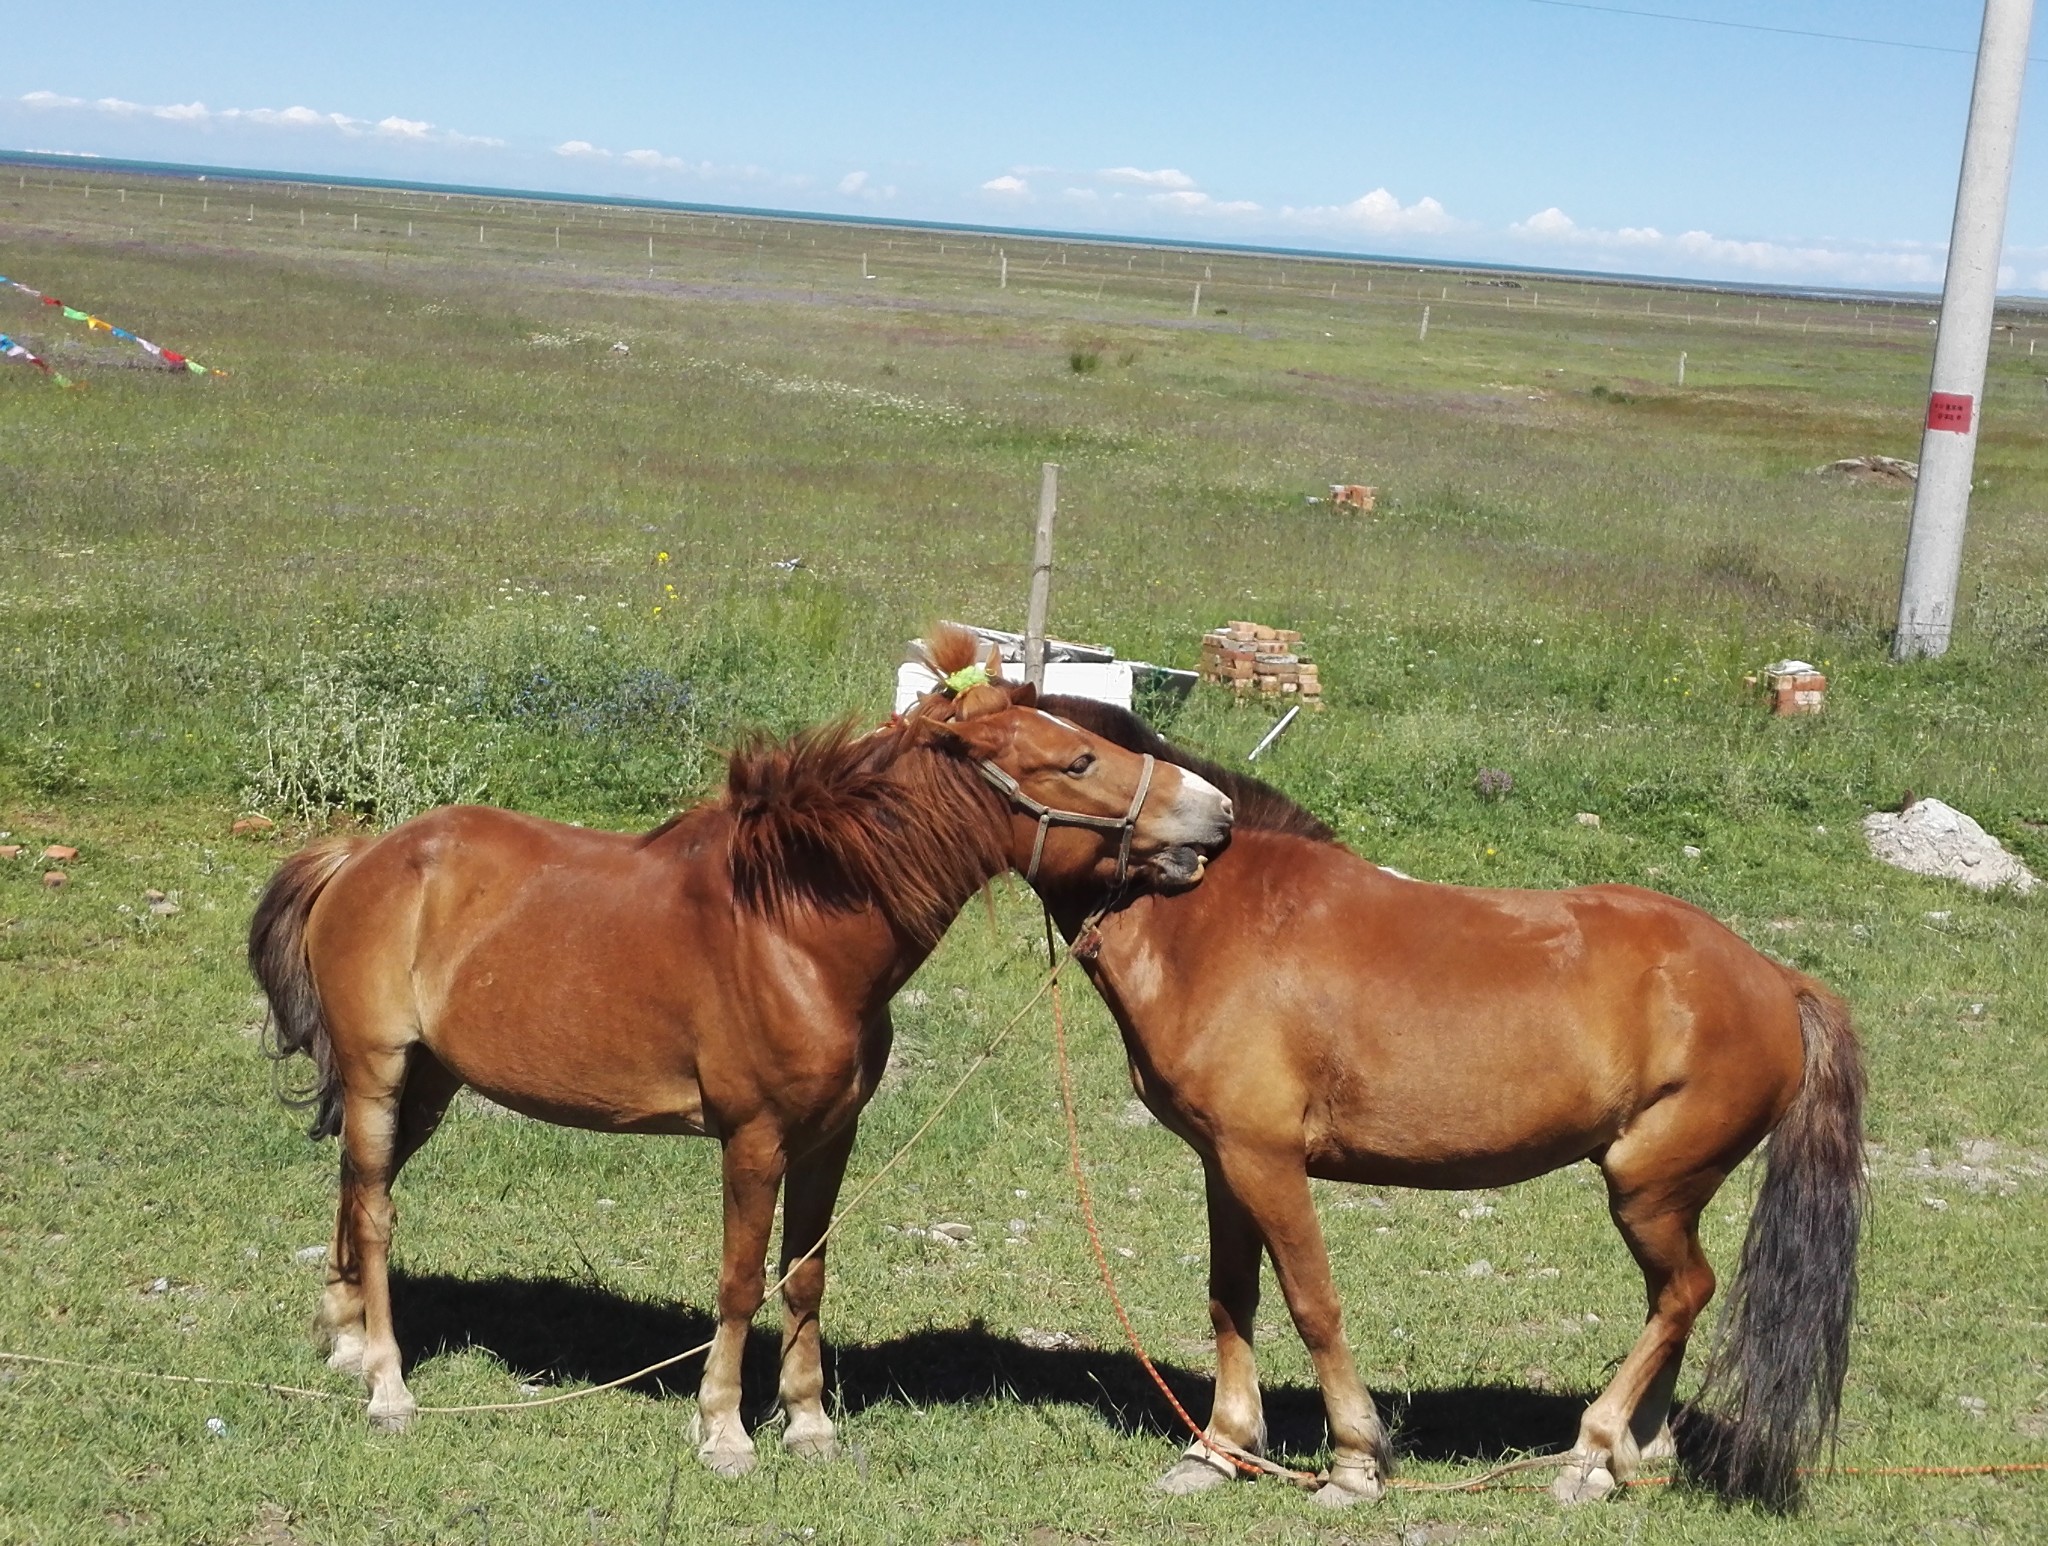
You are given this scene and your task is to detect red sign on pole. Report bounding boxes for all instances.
[1927,391,1975,433]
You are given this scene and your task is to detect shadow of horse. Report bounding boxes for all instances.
[390,1271,1588,1464]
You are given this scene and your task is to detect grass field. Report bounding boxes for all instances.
[3,162,2046,1544]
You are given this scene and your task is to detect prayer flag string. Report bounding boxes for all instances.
[0,275,225,381]
[0,333,75,388]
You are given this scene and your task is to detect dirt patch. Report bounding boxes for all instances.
[1817,455,1917,486]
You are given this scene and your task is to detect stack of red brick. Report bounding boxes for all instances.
[1199,621,1323,707]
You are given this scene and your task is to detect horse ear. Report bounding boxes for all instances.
[1010,682,1038,708]
[983,641,1004,680]
[921,712,1006,756]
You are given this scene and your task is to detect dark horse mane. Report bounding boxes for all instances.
[1039,695,1337,844]
[706,719,1009,949]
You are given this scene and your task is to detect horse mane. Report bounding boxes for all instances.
[720,718,1010,948]
[1038,695,1337,844]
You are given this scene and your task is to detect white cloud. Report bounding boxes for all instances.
[1151,188,1261,216]
[981,173,1030,196]
[1506,205,1948,285]
[555,139,609,159]
[837,170,868,194]
[1100,166,1197,190]
[621,147,684,170]
[1285,188,1458,236]
[19,88,502,148]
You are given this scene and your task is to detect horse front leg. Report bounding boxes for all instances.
[1213,1141,1390,1507]
[776,1123,857,1462]
[1158,1161,1266,1493]
[698,1125,787,1477]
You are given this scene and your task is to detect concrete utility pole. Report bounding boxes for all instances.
[1894,0,2036,659]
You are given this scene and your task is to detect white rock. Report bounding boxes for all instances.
[1863,798,2038,894]
[1017,1327,1081,1351]
[930,1221,972,1242]
[1682,845,1703,860]
[204,1417,228,1437]
[1574,812,1601,828]
[294,1245,328,1265]
[1464,1259,1495,1278]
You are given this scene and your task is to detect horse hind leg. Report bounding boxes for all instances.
[1555,1157,1720,1504]
[318,1048,460,1378]
[1158,1163,1266,1495]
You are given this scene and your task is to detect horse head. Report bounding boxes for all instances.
[907,628,1233,896]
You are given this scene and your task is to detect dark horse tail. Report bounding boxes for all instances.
[248,838,360,1140]
[1684,979,1867,1511]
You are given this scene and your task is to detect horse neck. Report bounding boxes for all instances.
[863,741,1013,949]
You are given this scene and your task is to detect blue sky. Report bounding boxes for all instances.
[7,2,2045,290]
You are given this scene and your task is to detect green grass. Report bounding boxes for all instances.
[2,165,2046,1543]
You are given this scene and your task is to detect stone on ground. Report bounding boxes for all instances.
[1863,798,2038,895]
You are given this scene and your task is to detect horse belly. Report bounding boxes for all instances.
[1304,1026,1628,1190]
[423,928,716,1136]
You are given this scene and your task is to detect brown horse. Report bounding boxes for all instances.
[1037,694,1864,1514]
[248,642,1232,1476]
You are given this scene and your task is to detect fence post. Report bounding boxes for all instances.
[1024,465,1059,690]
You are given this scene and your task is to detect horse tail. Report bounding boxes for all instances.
[1684,978,1867,1511]
[248,837,361,1140]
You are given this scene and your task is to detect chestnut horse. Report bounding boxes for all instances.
[1038,694,1863,1514]
[249,643,1231,1475]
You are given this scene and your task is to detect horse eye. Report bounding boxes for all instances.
[1066,753,1095,776]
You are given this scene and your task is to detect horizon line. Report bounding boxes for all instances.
[0,144,2007,309]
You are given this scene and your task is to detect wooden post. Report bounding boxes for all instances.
[1418,305,1430,342]
[1678,351,1687,385]
[1000,252,1008,289]
[1192,281,1202,317]
[1024,464,1059,690]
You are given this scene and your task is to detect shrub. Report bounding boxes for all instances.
[240,662,492,826]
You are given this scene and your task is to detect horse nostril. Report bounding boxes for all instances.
[1220,796,1236,822]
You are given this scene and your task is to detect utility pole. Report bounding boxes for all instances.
[1894,0,2036,659]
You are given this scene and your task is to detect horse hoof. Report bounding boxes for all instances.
[367,1397,417,1433]
[1551,1461,1617,1505]
[1155,1457,1235,1495]
[1313,1464,1384,1508]
[784,1430,838,1464]
[699,1444,758,1480]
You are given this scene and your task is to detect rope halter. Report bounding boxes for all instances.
[976,753,1157,887]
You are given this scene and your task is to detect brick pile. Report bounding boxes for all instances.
[1198,621,1323,707]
